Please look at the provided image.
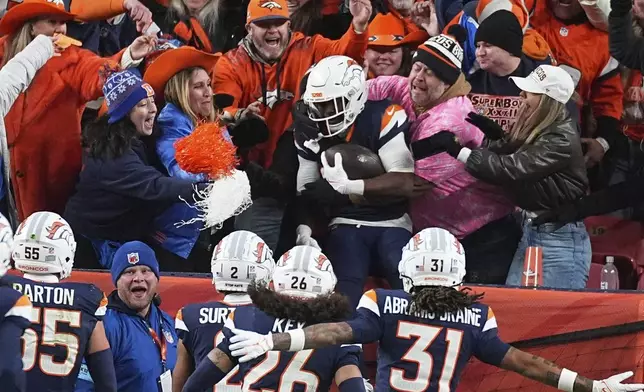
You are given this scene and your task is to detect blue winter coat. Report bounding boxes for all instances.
[151,104,234,259]
[151,103,206,259]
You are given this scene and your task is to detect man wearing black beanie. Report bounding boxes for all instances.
[467,10,566,134]
[475,10,524,58]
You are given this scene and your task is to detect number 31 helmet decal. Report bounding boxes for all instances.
[399,227,466,292]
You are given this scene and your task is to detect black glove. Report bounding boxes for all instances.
[228,117,270,149]
[610,0,631,16]
[301,179,351,207]
[245,162,284,199]
[411,131,462,160]
[465,112,505,141]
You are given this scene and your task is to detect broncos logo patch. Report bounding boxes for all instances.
[259,0,283,9]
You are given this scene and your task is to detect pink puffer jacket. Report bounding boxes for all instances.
[367,75,513,238]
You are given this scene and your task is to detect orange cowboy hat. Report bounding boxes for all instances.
[367,13,428,48]
[143,46,221,101]
[0,0,76,36]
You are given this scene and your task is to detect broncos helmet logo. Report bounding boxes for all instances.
[15,221,26,236]
[213,240,224,259]
[341,68,363,87]
[314,254,328,271]
[253,242,266,263]
[453,239,464,255]
[259,0,283,9]
[46,221,74,249]
[277,251,290,267]
[410,234,423,251]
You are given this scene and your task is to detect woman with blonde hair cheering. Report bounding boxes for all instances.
[411,65,591,289]
[143,45,225,269]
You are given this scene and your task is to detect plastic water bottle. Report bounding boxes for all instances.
[600,256,619,290]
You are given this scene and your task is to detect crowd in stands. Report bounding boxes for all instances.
[5,0,644,390]
[2,0,644,300]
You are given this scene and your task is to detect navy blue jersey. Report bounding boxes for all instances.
[2,275,107,392]
[0,285,31,325]
[347,289,511,392]
[218,306,361,392]
[295,99,413,222]
[175,297,252,391]
[0,286,32,392]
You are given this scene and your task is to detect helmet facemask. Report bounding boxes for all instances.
[307,96,354,138]
[302,55,368,139]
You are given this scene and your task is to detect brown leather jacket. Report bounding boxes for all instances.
[464,112,589,212]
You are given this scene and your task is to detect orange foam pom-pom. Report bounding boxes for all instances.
[174,122,238,179]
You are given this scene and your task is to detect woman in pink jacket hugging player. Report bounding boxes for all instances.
[367,26,519,285]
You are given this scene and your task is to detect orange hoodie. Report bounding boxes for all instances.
[214,27,367,168]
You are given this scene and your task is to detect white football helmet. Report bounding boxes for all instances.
[211,230,274,292]
[399,228,466,292]
[273,245,337,298]
[0,213,13,277]
[12,211,76,279]
[302,55,367,138]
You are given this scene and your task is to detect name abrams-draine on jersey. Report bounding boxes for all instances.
[11,282,75,306]
[382,296,482,327]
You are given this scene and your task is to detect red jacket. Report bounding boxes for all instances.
[0,37,121,220]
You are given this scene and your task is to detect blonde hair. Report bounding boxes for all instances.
[1,22,34,68]
[508,94,565,145]
[168,0,220,39]
[164,67,216,125]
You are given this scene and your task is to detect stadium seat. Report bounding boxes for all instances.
[585,216,644,289]
[586,263,603,289]
[638,272,644,291]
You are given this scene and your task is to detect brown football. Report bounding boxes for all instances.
[323,144,386,180]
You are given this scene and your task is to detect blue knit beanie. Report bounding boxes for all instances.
[111,241,160,286]
[103,70,155,124]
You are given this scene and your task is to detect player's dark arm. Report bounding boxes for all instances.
[361,172,416,197]
[171,339,194,392]
[85,321,117,392]
[362,129,417,198]
[335,365,367,392]
[500,347,595,391]
[352,174,433,205]
[182,348,234,392]
[271,322,355,350]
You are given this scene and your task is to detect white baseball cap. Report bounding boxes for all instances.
[509,65,575,104]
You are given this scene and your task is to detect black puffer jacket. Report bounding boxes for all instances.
[464,112,588,212]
